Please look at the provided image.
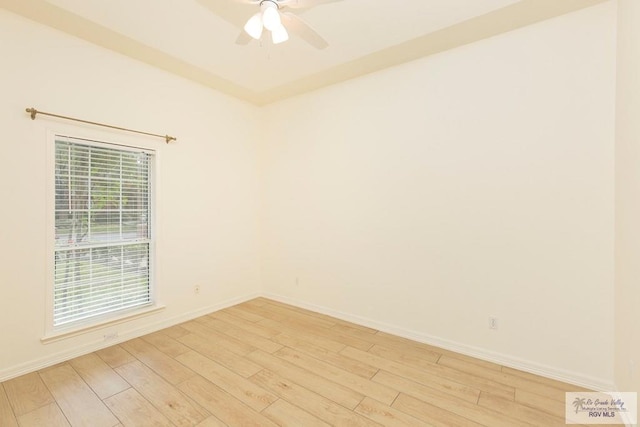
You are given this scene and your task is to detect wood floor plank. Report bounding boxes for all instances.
[369,343,441,367]
[39,364,119,427]
[16,403,70,427]
[250,369,382,427]
[319,327,412,352]
[196,316,284,353]
[373,369,481,407]
[355,397,431,426]
[260,300,378,335]
[259,299,377,335]
[502,366,589,391]
[176,350,278,412]
[262,300,370,333]
[327,323,390,346]
[274,346,398,405]
[181,320,257,356]
[438,355,569,401]
[95,345,136,369]
[236,304,333,334]
[435,352,504,372]
[478,392,568,426]
[247,349,364,410]
[437,355,509,379]
[262,399,332,427]
[223,306,264,323]
[249,298,339,322]
[374,331,502,371]
[160,324,191,340]
[178,375,279,427]
[248,305,374,351]
[254,301,338,329]
[68,353,130,399]
[273,333,379,379]
[3,372,55,416]
[0,384,18,427]
[378,371,530,427]
[243,297,270,306]
[359,346,515,400]
[194,416,227,427]
[208,310,281,338]
[176,333,263,378]
[514,389,566,417]
[104,388,173,427]
[392,393,484,427]
[120,338,196,385]
[345,348,483,403]
[301,325,375,352]
[258,318,347,353]
[295,309,379,335]
[142,331,191,358]
[331,322,379,337]
[115,360,206,427]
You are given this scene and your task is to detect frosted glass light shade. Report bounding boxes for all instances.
[244,12,263,40]
[271,24,289,44]
[262,3,281,31]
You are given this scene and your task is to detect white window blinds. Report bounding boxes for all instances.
[54,137,153,327]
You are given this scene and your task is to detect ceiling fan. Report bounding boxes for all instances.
[197,0,342,49]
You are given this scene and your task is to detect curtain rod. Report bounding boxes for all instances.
[25,107,176,144]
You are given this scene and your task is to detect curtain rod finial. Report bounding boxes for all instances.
[165,135,176,144]
[26,107,37,120]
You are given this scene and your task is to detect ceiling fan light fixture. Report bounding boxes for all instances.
[244,12,263,40]
[271,24,289,44]
[261,1,281,31]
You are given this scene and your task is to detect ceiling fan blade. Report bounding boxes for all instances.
[278,0,343,10]
[235,30,253,45]
[281,12,328,50]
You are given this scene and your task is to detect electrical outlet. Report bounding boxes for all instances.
[295,277,299,287]
[489,316,498,330]
[104,332,118,341]
[194,285,201,294]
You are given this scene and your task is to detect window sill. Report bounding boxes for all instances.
[41,304,165,344]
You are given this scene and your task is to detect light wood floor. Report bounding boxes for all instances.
[0,298,605,427]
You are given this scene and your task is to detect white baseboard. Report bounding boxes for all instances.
[263,292,616,392]
[0,292,260,382]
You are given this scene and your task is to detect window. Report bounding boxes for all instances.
[53,136,154,327]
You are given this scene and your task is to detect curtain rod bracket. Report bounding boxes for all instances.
[26,107,37,120]
[24,107,176,144]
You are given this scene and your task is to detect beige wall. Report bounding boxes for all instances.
[261,2,617,388]
[615,0,640,398]
[0,10,262,379]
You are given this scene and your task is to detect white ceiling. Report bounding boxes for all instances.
[1,0,607,105]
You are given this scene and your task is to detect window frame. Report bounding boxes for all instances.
[44,130,160,340]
